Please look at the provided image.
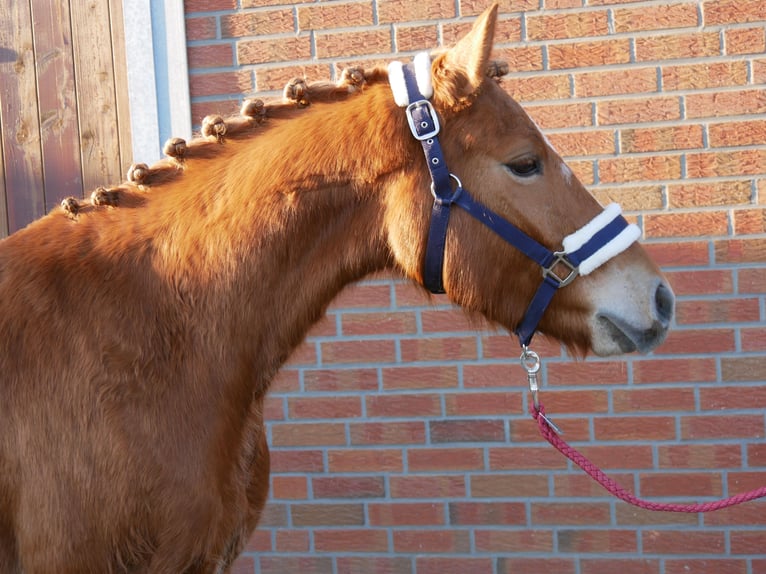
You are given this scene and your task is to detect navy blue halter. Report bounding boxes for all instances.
[397,61,632,347]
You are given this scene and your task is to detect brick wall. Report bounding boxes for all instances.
[184,1,766,573]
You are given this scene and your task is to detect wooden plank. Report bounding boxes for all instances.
[70,0,123,191]
[31,0,85,211]
[0,110,8,238]
[0,1,46,233]
[108,0,133,176]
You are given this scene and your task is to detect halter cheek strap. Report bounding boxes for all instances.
[388,53,640,347]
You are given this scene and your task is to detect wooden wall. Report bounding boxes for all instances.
[0,0,132,237]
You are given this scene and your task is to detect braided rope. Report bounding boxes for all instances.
[531,403,766,512]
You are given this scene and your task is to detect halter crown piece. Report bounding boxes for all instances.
[388,52,641,348]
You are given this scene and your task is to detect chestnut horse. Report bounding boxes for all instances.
[0,5,673,572]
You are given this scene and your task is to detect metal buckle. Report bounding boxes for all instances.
[542,251,579,287]
[405,100,440,141]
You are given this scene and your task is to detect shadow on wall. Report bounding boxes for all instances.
[0,47,17,63]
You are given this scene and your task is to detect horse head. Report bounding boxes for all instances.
[384,4,674,356]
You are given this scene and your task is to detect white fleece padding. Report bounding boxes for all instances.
[388,52,432,107]
[388,61,409,107]
[413,51,433,99]
[562,203,641,276]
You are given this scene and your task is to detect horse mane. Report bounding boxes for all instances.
[57,61,510,221]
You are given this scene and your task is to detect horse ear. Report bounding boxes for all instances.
[434,3,498,105]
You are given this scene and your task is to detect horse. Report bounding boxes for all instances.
[0,4,674,572]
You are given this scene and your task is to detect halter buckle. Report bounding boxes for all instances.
[542,251,579,288]
[405,100,440,141]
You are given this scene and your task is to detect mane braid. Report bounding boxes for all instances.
[58,65,387,218]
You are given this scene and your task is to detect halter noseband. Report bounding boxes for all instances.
[388,53,641,348]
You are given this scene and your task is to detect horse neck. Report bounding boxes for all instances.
[145,83,412,385]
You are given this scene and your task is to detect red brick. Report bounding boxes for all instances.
[581,559,661,574]
[547,361,628,386]
[337,557,411,574]
[644,529,726,554]
[711,119,766,149]
[270,422,346,447]
[690,147,766,179]
[331,282,392,309]
[269,449,324,473]
[230,556,255,574]
[656,328,736,355]
[444,391,522,416]
[395,24,440,52]
[668,181,752,208]
[489,446,569,470]
[365,393,442,418]
[245,529,273,552]
[393,529,470,553]
[742,327,766,351]
[531,502,611,525]
[735,208,766,235]
[314,528,388,552]
[390,475,466,499]
[449,501,527,525]
[704,0,766,24]
[510,416,591,443]
[686,89,766,119]
[220,9,293,37]
[377,0,456,23]
[259,557,332,574]
[237,36,312,65]
[312,476,385,499]
[730,530,766,554]
[639,472,724,497]
[470,473,550,498]
[592,186,664,211]
[494,46,545,73]
[633,357,718,384]
[186,17,218,41]
[421,308,476,332]
[303,368,378,392]
[271,476,308,500]
[676,298,759,325]
[259,503,288,527]
[621,125,704,153]
[599,155,683,184]
[613,3,699,32]
[727,27,766,56]
[557,529,637,553]
[701,385,766,410]
[381,365,458,390]
[642,241,710,267]
[613,388,696,413]
[274,529,308,552]
[462,363,516,388]
[320,339,396,364]
[475,529,553,552]
[429,419,505,443]
[499,558,576,574]
[368,502,445,526]
[526,103,594,130]
[547,130,616,156]
[715,238,766,264]
[185,0,235,11]
[658,445,742,469]
[288,396,362,419]
[291,503,365,526]
[297,3,374,30]
[328,449,403,473]
[574,68,658,98]
[644,211,728,238]
[594,416,676,441]
[399,336,478,362]
[538,389,609,413]
[341,311,416,335]
[728,471,766,494]
[576,445,655,469]
[721,356,766,382]
[740,268,766,292]
[549,39,631,70]
[315,29,391,59]
[615,504,699,526]
[408,447,484,472]
[504,74,572,102]
[663,61,749,91]
[526,11,609,41]
[665,269,734,296]
[187,44,234,69]
[554,472,636,497]
[416,557,495,574]
[597,97,680,125]
[635,32,721,61]
[666,559,748,574]
[349,421,426,445]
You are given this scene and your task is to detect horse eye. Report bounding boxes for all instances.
[505,157,541,178]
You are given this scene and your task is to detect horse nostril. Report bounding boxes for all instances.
[654,282,675,326]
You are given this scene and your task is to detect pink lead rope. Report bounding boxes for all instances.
[522,348,766,512]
